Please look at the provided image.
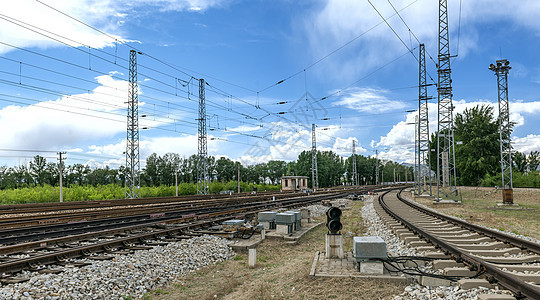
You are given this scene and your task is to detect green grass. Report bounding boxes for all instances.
[0,182,280,204]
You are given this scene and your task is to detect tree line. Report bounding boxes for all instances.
[0,150,413,190]
[2,104,536,192]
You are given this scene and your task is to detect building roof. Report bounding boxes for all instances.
[281,175,308,179]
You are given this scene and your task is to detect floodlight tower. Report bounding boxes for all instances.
[197,78,209,195]
[489,59,513,204]
[352,140,358,186]
[436,0,459,201]
[418,44,432,196]
[125,50,141,199]
[311,123,319,190]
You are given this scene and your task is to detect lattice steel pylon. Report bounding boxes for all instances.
[489,59,513,203]
[197,78,209,195]
[311,123,319,190]
[417,44,433,196]
[436,0,459,201]
[352,140,358,186]
[375,149,379,185]
[125,50,140,199]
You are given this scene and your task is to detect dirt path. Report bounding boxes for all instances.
[153,201,407,300]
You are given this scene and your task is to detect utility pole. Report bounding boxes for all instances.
[418,44,432,196]
[237,164,240,194]
[197,78,209,195]
[375,149,379,185]
[125,50,141,199]
[57,152,66,202]
[436,0,459,202]
[175,165,178,197]
[489,59,513,204]
[352,140,358,186]
[311,124,319,190]
[393,168,396,184]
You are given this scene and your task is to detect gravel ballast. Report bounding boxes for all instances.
[362,195,515,300]
[0,235,235,299]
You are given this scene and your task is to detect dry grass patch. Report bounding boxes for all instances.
[412,186,540,239]
[153,201,407,300]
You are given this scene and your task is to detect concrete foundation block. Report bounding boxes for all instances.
[360,262,384,275]
[276,224,289,235]
[325,234,344,259]
[458,279,494,290]
[248,248,256,268]
[419,275,451,287]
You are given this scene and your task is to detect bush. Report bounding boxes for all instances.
[0,181,280,204]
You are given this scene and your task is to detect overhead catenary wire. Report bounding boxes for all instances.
[33,0,257,94]
[0,1,428,166]
[257,0,419,94]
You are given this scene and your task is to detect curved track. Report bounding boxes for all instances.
[377,189,540,299]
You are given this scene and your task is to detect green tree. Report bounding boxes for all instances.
[29,155,48,186]
[528,151,540,171]
[454,105,501,185]
[513,152,527,173]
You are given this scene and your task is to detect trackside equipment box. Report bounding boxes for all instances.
[353,236,387,262]
[275,213,295,224]
[257,211,277,229]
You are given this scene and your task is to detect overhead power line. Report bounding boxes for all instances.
[258,0,418,93]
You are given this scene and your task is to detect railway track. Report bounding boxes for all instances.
[0,190,353,277]
[376,189,540,299]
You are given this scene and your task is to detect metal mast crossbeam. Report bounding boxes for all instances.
[311,123,319,190]
[418,44,432,196]
[197,78,209,195]
[436,0,458,201]
[489,59,513,203]
[125,50,140,199]
[352,140,358,186]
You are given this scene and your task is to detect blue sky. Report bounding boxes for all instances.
[0,0,539,168]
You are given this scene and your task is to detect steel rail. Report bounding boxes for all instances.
[0,192,347,274]
[0,193,297,229]
[397,190,540,254]
[378,189,540,299]
[0,192,344,244]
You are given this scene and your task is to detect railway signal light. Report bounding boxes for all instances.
[326,207,342,234]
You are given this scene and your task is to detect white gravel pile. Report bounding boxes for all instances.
[306,204,328,217]
[392,285,515,300]
[306,198,352,218]
[0,235,235,300]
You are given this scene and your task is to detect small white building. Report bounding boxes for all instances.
[281,175,308,191]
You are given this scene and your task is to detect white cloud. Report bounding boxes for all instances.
[304,0,540,80]
[374,99,540,162]
[0,0,228,54]
[0,74,130,150]
[513,134,540,154]
[333,88,406,113]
